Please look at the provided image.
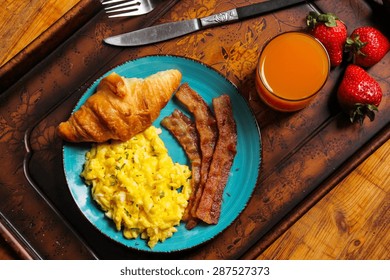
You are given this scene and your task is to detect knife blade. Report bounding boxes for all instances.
[104,0,307,47]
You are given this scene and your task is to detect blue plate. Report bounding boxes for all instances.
[63,55,261,252]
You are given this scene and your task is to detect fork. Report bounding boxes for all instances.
[102,0,158,18]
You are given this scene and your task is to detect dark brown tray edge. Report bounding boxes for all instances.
[240,123,390,260]
[0,0,101,93]
[0,212,40,260]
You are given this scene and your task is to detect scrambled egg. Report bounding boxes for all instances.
[81,126,191,248]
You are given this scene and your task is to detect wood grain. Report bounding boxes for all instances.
[257,139,390,260]
[0,0,80,66]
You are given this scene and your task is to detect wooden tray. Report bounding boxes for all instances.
[0,0,389,259]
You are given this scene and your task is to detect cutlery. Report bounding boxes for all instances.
[102,0,158,18]
[104,0,307,46]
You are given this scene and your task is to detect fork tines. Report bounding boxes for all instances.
[102,0,141,17]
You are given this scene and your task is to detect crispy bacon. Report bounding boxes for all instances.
[195,95,237,224]
[160,109,201,228]
[174,83,218,219]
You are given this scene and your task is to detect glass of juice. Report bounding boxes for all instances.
[255,31,330,112]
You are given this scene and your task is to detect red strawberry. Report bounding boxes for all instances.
[337,64,382,123]
[345,26,390,67]
[307,12,347,67]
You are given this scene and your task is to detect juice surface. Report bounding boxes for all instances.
[259,32,329,100]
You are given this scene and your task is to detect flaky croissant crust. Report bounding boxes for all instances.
[57,69,182,142]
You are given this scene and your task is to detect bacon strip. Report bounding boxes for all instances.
[195,95,237,224]
[160,109,201,229]
[174,83,218,219]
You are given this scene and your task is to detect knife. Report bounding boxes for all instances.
[104,0,307,47]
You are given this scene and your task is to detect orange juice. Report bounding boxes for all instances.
[255,32,330,112]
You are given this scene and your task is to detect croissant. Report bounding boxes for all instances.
[57,69,182,142]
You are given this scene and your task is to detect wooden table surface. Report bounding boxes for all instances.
[0,0,388,260]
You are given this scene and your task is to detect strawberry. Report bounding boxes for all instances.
[306,12,347,67]
[345,26,390,68]
[337,64,382,123]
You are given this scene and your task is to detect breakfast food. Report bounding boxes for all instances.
[195,95,237,224]
[305,11,388,124]
[337,64,382,124]
[81,126,191,248]
[164,84,238,228]
[306,12,347,67]
[161,109,202,229]
[345,26,390,68]
[256,32,330,112]
[174,83,218,227]
[64,67,237,245]
[57,69,182,142]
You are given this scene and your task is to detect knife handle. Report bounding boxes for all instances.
[200,9,239,28]
[237,0,307,19]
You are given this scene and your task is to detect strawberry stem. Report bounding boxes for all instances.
[345,34,368,61]
[350,103,378,124]
[306,12,339,28]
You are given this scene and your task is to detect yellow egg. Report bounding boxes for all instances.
[81,126,191,248]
